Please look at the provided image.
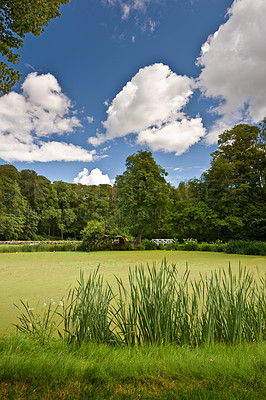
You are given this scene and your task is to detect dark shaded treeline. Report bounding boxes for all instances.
[0,123,265,242]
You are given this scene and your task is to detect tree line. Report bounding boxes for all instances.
[0,123,265,243]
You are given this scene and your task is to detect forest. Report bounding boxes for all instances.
[0,123,265,243]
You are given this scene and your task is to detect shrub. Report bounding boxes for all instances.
[140,239,157,250]
[225,240,266,256]
[81,221,106,251]
[183,238,199,251]
[200,242,212,251]
[124,243,135,251]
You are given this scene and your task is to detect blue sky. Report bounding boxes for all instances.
[0,0,265,186]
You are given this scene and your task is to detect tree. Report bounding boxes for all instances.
[115,150,171,243]
[81,220,131,251]
[0,0,69,95]
[169,200,224,242]
[0,164,27,240]
[53,181,77,239]
[202,123,266,240]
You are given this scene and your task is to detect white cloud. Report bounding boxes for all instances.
[0,139,97,163]
[104,0,153,19]
[87,116,94,123]
[137,118,205,155]
[89,63,205,154]
[74,168,112,185]
[197,0,266,143]
[0,72,97,162]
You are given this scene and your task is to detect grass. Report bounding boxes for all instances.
[0,335,265,399]
[0,251,265,334]
[1,254,265,399]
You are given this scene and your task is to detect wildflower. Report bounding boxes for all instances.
[43,302,47,307]
[50,299,55,305]
[59,301,63,307]
[28,308,34,312]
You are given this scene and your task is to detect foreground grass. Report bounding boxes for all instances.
[0,335,265,399]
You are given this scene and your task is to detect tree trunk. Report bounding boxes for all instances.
[137,230,142,244]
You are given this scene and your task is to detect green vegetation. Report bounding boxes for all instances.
[0,335,265,399]
[138,239,266,256]
[1,251,265,334]
[15,261,265,346]
[0,123,265,244]
[115,150,171,243]
[1,255,265,398]
[0,242,81,253]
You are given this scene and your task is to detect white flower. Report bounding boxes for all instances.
[59,301,63,307]
[43,302,47,307]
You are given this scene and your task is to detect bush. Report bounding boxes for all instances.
[139,239,157,250]
[81,221,106,251]
[225,240,266,256]
[198,241,226,252]
[199,242,212,252]
[121,242,135,251]
[183,238,199,251]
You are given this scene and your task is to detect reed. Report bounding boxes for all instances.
[14,260,265,346]
[61,267,117,345]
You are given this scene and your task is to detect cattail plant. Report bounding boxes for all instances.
[61,267,117,345]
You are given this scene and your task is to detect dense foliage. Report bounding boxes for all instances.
[0,123,265,242]
[115,150,171,243]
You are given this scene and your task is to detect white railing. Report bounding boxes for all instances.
[151,239,174,246]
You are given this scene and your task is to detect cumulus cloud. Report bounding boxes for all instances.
[197,0,266,143]
[74,168,112,185]
[89,63,205,154]
[0,139,97,163]
[0,72,97,162]
[137,118,205,155]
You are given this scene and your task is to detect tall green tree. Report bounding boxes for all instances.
[115,150,171,243]
[0,0,69,94]
[202,123,266,240]
[169,200,224,242]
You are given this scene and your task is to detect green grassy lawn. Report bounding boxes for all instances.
[0,250,265,333]
[0,335,265,399]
